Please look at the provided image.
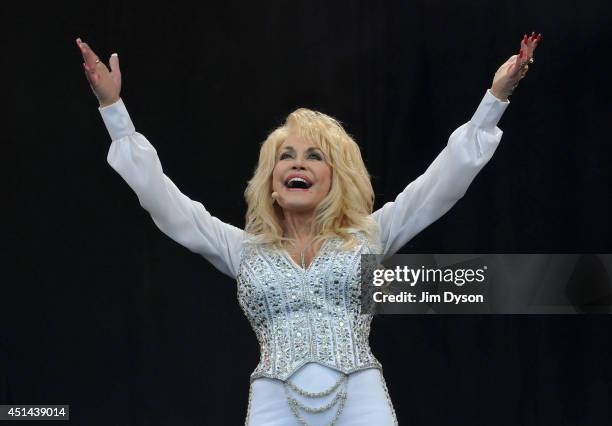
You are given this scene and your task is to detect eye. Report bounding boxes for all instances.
[279,152,323,160]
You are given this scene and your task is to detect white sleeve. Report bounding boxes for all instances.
[371,89,510,261]
[99,98,245,279]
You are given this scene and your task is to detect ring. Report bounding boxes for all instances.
[94,58,100,64]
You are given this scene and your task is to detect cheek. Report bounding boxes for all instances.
[320,168,332,189]
[272,164,283,181]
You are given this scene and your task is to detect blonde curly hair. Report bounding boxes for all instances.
[244,108,380,252]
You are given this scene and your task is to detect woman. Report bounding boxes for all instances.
[76,32,540,425]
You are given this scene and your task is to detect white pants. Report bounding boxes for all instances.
[245,363,398,425]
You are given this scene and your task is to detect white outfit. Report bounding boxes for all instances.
[98,90,509,425]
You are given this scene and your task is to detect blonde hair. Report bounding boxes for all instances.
[244,108,380,252]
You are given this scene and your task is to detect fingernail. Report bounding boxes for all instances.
[111,53,118,57]
[520,49,523,58]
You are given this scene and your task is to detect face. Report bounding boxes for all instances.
[272,133,332,214]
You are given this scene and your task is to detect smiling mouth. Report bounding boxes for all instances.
[284,177,313,190]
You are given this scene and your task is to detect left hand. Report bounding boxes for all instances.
[491,32,542,101]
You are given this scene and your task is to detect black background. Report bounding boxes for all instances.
[5,1,612,424]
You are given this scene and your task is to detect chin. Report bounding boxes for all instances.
[282,202,317,212]
[281,196,321,211]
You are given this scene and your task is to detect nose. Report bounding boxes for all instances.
[291,157,306,169]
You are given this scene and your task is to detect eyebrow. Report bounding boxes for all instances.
[280,146,323,153]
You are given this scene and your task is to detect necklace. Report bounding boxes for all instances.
[285,237,316,269]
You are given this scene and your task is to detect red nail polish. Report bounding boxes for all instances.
[520,49,523,58]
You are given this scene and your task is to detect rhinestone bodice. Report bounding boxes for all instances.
[236,232,382,382]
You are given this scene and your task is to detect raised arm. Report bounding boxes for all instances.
[371,32,541,261]
[77,38,245,278]
[371,89,508,260]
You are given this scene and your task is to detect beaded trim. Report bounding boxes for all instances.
[244,382,253,426]
[377,371,399,425]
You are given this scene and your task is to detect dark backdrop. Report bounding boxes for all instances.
[5,1,612,425]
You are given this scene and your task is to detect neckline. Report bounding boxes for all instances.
[281,238,333,273]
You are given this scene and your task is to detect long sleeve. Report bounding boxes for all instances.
[371,89,510,260]
[99,98,245,279]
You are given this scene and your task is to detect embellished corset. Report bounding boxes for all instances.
[236,233,382,382]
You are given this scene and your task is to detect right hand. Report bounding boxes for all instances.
[76,38,122,107]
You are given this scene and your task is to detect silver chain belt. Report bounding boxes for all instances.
[283,373,349,426]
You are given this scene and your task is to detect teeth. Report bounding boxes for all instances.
[288,177,308,185]
[285,177,312,188]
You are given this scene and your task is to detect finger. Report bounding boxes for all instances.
[109,53,120,73]
[83,64,99,86]
[82,62,98,86]
[77,39,101,70]
[109,53,121,87]
[518,36,528,67]
[524,34,539,66]
[532,32,542,54]
[522,34,530,54]
[527,32,541,58]
[82,61,95,77]
[525,44,532,63]
[527,32,536,57]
